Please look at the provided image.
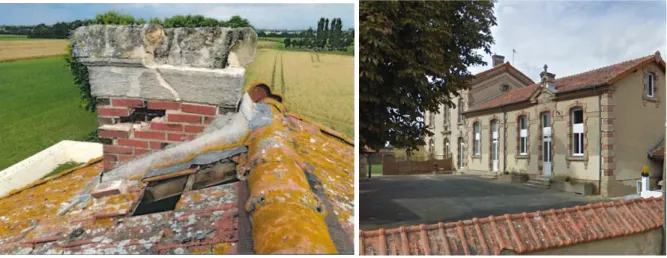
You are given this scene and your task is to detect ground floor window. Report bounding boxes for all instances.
[518,116,528,155]
[473,122,480,155]
[572,108,584,156]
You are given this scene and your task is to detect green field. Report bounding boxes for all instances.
[0,34,44,41]
[0,57,98,170]
[258,37,294,43]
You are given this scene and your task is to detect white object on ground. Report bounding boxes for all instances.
[0,140,103,197]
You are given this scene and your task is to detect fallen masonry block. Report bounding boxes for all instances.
[90,179,126,199]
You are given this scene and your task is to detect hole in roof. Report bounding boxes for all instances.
[131,176,188,216]
[131,156,241,216]
[192,160,239,190]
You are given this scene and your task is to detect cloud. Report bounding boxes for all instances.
[469,1,666,82]
[0,3,355,30]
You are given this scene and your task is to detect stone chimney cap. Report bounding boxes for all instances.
[72,25,257,69]
[71,25,258,107]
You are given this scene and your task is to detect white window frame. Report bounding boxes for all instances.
[572,109,584,156]
[519,116,528,155]
[647,73,655,97]
[474,122,481,155]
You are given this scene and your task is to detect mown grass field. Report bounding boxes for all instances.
[0,39,68,61]
[245,48,354,137]
[0,57,98,170]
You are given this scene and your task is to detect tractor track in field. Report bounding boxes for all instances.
[270,51,279,89]
[279,51,286,95]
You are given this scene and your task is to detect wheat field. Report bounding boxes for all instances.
[0,39,69,62]
[245,48,354,138]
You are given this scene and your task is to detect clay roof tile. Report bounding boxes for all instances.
[359,197,664,255]
[465,53,659,114]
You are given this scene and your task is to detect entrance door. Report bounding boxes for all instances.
[458,137,464,169]
[491,121,499,172]
[542,112,552,176]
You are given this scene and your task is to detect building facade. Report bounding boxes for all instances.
[425,52,666,197]
[425,55,534,161]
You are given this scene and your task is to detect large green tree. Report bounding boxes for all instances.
[359,1,497,152]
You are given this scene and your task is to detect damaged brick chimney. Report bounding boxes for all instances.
[71,25,257,170]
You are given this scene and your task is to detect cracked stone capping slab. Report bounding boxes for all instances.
[71,24,258,106]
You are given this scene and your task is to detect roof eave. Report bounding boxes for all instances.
[555,82,609,95]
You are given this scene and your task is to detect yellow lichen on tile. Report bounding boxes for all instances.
[0,161,103,242]
[212,243,231,254]
[285,107,355,240]
[244,102,337,254]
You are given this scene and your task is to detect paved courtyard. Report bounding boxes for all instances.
[360,174,609,230]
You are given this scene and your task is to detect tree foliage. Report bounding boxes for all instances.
[359,1,497,152]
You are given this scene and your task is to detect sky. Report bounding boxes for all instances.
[0,3,354,30]
[469,1,666,82]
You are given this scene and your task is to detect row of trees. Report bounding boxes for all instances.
[282,17,352,52]
[0,11,253,39]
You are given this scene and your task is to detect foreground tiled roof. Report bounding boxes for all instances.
[465,52,662,113]
[0,88,354,254]
[359,197,664,255]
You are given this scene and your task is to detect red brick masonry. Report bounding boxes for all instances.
[97,98,223,170]
[359,197,664,255]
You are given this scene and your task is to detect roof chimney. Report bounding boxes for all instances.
[492,54,505,67]
[540,64,556,89]
[71,25,257,170]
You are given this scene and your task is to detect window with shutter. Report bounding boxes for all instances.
[572,109,584,156]
[647,73,655,97]
[519,116,528,155]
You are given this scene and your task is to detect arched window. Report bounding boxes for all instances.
[518,115,528,155]
[571,108,584,156]
[473,122,481,155]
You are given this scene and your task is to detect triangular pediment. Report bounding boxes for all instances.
[529,85,555,104]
